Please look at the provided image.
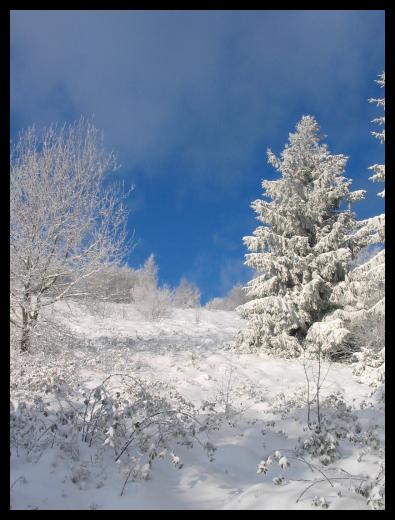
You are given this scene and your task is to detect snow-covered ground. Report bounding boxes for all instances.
[10,302,384,510]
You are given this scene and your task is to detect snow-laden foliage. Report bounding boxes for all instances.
[329,245,384,385]
[10,302,384,510]
[173,278,201,308]
[322,74,386,376]
[237,116,363,358]
[206,284,251,311]
[352,72,385,250]
[256,388,384,509]
[10,119,130,352]
[301,257,383,374]
[79,265,140,305]
[10,332,219,496]
[352,215,385,248]
[304,318,355,361]
[74,264,201,316]
[78,263,201,314]
[331,248,384,311]
[130,254,173,320]
[368,71,385,198]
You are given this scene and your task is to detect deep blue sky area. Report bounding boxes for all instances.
[11,10,385,303]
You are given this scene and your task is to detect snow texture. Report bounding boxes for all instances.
[10,302,384,510]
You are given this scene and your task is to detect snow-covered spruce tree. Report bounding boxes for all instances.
[10,118,129,352]
[369,71,385,198]
[329,73,385,383]
[332,71,385,313]
[237,116,365,358]
[353,71,385,247]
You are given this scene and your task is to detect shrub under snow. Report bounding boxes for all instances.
[206,284,250,311]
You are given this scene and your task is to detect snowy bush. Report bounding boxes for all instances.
[132,284,173,321]
[353,345,385,388]
[206,284,250,311]
[304,319,356,361]
[299,430,339,465]
[78,265,139,305]
[257,451,290,475]
[345,287,384,387]
[258,439,384,510]
[311,496,329,509]
[10,358,219,494]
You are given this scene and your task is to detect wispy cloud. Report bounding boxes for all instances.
[11,10,384,188]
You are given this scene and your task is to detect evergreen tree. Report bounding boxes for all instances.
[353,71,385,247]
[237,116,364,357]
[329,73,385,382]
[334,71,386,314]
[369,71,385,198]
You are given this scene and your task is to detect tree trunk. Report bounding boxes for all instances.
[20,308,31,352]
[20,306,38,352]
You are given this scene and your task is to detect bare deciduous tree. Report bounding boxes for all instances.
[173,277,201,309]
[10,118,131,351]
[206,283,250,311]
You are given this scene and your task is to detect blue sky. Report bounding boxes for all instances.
[11,10,385,302]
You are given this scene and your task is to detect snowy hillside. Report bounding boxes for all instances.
[10,303,384,510]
